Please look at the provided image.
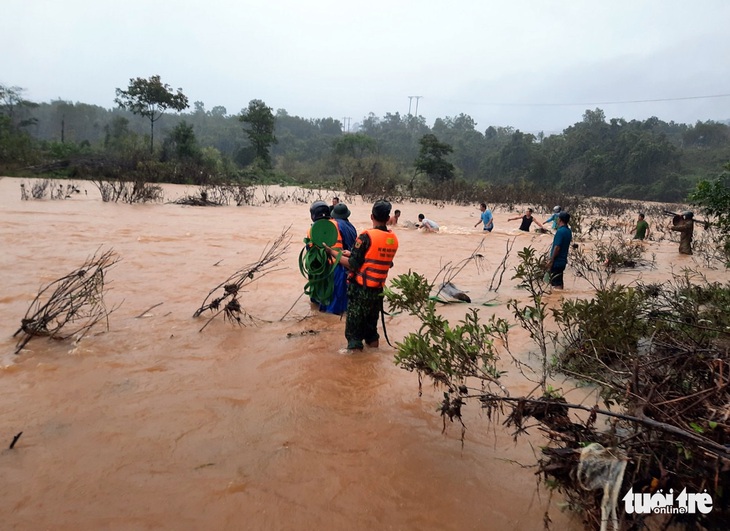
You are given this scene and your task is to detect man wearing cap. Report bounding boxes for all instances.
[331,203,357,246]
[546,211,572,289]
[670,211,694,255]
[543,206,562,231]
[325,200,399,351]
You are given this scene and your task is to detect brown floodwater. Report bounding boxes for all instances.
[0,177,724,530]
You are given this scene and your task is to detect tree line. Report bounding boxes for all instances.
[2,77,730,202]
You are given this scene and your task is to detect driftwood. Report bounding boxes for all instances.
[13,249,120,354]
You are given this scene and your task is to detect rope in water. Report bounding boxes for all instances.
[298,238,341,306]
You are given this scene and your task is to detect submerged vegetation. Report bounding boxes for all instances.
[384,248,730,530]
[13,249,120,354]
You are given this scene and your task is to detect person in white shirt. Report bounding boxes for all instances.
[417,213,440,232]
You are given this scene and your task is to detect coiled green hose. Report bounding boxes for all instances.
[298,238,341,306]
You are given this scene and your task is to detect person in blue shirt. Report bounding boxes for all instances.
[546,211,572,289]
[542,205,562,231]
[323,202,357,314]
[474,202,493,231]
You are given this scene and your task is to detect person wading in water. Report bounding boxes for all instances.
[324,200,399,351]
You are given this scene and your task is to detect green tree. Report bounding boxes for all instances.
[332,133,380,191]
[0,85,38,165]
[683,120,730,148]
[0,85,38,129]
[162,121,200,161]
[333,133,376,159]
[104,116,131,150]
[414,133,455,184]
[689,163,730,264]
[114,75,189,153]
[239,99,277,169]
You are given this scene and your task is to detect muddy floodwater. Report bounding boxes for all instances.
[0,177,724,530]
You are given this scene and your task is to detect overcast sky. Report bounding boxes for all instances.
[4,1,730,134]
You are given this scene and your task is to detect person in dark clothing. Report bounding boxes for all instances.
[508,208,544,232]
[546,211,572,289]
[325,200,399,351]
[332,203,357,246]
[329,196,340,213]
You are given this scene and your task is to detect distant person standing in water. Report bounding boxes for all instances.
[329,196,340,213]
[546,211,572,289]
[670,211,694,255]
[633,213,650,240]
[474,203,493,231]
[508,208,543,232]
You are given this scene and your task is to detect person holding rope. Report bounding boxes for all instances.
[325,200,399,351]
[670,211,695,255]
[304,200,349,314]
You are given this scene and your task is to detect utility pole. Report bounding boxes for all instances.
[413,96,423,118]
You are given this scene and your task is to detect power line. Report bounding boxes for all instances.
[436,93,730,108]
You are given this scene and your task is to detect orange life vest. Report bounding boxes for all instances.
[353,228,398,289]
[307,219,343,264]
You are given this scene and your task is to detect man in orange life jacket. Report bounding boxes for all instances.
[325,200,399,351]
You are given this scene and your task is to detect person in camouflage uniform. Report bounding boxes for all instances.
[325,200,399,351]
[671,211,694,255]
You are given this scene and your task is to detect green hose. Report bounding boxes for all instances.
[299,237,341,306]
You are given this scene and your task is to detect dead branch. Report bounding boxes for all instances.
[13,249,120,354]
[135,302,164,318]
[194,226,292,331]
[489,236,515,291]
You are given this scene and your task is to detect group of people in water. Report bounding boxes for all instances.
[631,209,694,255]
[305,198,695,350]
[306,198,399,351]
[303,199,578,350]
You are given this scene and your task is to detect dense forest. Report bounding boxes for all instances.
[2,79,730,202]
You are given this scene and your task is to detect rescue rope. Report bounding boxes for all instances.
[298,238,341,306]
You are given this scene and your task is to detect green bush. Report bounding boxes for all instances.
[552,285,649,375]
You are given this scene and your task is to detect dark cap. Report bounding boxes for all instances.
[558,211,571,223]
[372,200,392,222]
[310,200,331,222]
[682,211,694,219]
[332,203,351,220]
